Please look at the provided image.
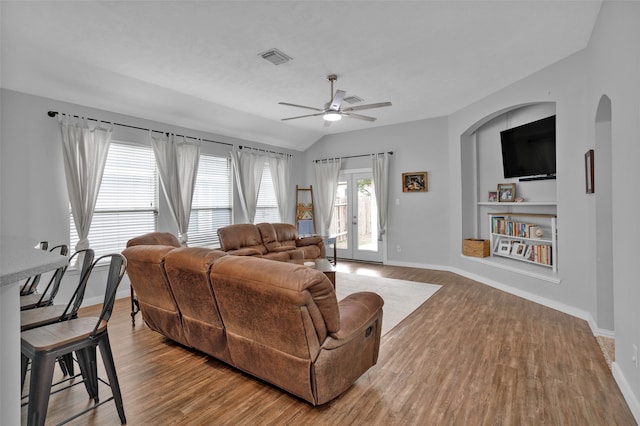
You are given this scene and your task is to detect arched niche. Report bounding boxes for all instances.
[460,102,556,240]
[594,94,614,331]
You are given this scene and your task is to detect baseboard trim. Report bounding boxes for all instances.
[612,362,640,424]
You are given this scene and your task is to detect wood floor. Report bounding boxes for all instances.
[23,262,636,425]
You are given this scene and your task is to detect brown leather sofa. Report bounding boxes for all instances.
[217,223,325,261]
[122,232,383,405]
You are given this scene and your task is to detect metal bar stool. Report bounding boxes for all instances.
[20,244,70,310]
[20,254,127,426]
[21,248,95,377]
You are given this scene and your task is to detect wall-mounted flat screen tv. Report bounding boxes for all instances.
[500,115,556,180]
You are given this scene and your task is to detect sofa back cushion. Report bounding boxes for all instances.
[121,245,189,346]
[257,222,297,251]
[126,232,181,248]
[217,224,267,255]
[210,255,338,401]
[163,247,231,363]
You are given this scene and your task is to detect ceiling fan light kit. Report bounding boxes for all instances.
[279,74,392,124]
[323,111,342,121]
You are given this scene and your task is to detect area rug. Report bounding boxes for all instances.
[335,272,441,336]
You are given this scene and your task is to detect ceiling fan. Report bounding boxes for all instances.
[279,74,392,125]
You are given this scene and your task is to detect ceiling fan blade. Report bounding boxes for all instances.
[343,112,377,122]
[281,112,325,121]
[342,101,392,112]
[328,90,346,111]
[278,102,323,112]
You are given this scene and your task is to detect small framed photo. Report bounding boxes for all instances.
[402,172,428,192]
[488,191,498,202]
[498,241,511,255]
[512,242,527,257]
[585,149,594,194]
[497,183,516,202]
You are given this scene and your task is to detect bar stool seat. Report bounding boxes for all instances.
[21,306,73,331]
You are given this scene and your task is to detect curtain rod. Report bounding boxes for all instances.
[238,145,292,157]
[47,111,234,147]
[313,151,393,163]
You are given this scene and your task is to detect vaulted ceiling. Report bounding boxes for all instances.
[1,1,602,150]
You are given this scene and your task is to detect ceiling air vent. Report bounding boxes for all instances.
[344,95,364,104]
[259,48,292,65]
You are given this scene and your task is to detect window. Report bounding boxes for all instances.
[254,162,281,224]
[188,154,232,247]
[70,142,158,257]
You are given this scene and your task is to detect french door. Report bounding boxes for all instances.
[331,171,381,262]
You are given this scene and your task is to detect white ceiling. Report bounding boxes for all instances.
[1,1,602,151]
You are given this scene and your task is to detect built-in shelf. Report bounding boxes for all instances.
[477,201,557,206]
[460,254,561,284]
[488,212,557,272]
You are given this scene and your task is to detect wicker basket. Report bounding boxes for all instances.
[462,239,490,258]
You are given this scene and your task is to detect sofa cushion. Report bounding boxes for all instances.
[258,222,297,251]
[121,245,189,346]
[226,248,263,257]
[217,224,267,255]
[211,256,339,345]
[163,247,231,363]
[126,231,181,248]
[210,255,339,403]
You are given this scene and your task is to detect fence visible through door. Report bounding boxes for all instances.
[331,171,381,262]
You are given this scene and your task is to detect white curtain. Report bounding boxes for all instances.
[314,159,342,236]
[267,154,293,224]
[231,149,265,223]
[60,115,112,252]
[151,133,200,246]
[372,153,390,241]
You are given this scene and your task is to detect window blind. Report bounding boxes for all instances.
[254,162,281,224]
[188,154,232,247]
[70,142,158,256]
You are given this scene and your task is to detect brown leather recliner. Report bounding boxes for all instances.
[210,255,383,405]
[122,233,384,405]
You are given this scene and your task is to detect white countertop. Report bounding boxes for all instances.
[0,237,68,286]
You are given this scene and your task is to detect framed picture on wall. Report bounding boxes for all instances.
[497,183,516,202]
[402,172,428,192]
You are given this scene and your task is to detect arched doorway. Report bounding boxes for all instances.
[595,95,614,332]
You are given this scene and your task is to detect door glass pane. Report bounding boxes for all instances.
[332,180,348,249]
[357,178,378,252]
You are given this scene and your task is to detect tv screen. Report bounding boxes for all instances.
[500,115,556,179]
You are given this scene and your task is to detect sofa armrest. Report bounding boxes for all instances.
[323,292,384,349]
[226,248,263,257]
[296,236,323,247]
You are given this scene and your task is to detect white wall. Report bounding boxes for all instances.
[449,48,591,309]
[445,1,640,418]
[586,1,640,418]
[303,118,450,266]
[0,89,304,305]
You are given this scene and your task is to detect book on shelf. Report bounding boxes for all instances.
[494,238,552,266]
[491,218,542,239]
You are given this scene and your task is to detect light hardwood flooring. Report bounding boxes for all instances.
[23,262,636,425]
